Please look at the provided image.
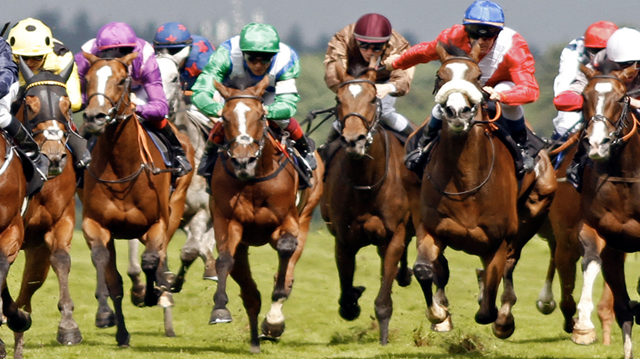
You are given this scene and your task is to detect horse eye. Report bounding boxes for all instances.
[171,75,179,83]
[119,78,126,86]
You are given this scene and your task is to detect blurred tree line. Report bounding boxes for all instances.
[15,10,564,141]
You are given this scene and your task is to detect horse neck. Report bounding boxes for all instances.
[96,116,143,169]
[437,120,493,181]
[602,122,640,177]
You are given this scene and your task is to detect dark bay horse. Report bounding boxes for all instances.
[12,60,83,356]
[208,76,323,353]
[79,52,193,346]
[578,63,640,359]
[536,139,614,345]
[412,42,556,339]
[319,57,419,345]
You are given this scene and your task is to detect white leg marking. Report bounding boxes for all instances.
[266,297,286,324]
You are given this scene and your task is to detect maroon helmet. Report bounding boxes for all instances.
[354,13,392,43]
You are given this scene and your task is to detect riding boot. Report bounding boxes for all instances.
[156,124,192,177]
[197,139,219,194]
[293,135,317,173]
[404,118,440,175]
[66,130,92,169]
[4,116,49,180]
[512,127,535,173]
[566,140,588,193]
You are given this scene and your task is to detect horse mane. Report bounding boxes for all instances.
[596,60,620,76]
[439,40,471,59]
[347,63,372,79]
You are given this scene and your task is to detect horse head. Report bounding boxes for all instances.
[18,57,74,177]
[334,56,379,158]
[581,62,638,160]
[82,51,138,135]
[433,41,483,134]
[156,47,190,116]
[214,76,269,180]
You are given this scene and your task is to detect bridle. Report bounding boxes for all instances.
[85,58,134,124]
[218,95,268,159]
[337,78,382,147]
[22,79,70,149]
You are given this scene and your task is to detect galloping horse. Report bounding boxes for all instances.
[536,141,614,345]
[208,76,323,353]
[578,62,640,359]
[412,42,556,338]
[80,51,193,346]
[319,58,419,345]
[12,60,83,356]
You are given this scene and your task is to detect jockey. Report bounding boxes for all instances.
[565,27,640,191]
[74,22,192,177]
[192,23,316,182]
[0,36,49,179]
[386,0,539,174]
[551,21,618,141]
[324,13,415,143]
[153,22,215,93]
[7,18,91,170]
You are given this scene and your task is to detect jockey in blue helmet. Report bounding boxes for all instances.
[153,22,215,92]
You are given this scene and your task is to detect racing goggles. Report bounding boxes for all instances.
[243,52,275,65]
[357,41,386,52]
[464,24,502,40]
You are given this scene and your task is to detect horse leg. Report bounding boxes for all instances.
[395,229,413,287]
[104,239,129,346]
[336,241,364,321]
[229,244,261,353]
[572,225,601,345]
[598,281,615,345]
[200,225,217,281]
[127,239,146,307]
[171,210,215,293]
[413,227,450,329]
[14,246,48,356]
[536,218,557,315]
[600,244,634,359]
[210,218,241,324]
[140,223,168,307]
[476,241,506,327]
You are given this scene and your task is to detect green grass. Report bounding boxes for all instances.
[4,226,640,358]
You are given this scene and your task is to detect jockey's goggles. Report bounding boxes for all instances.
[357,40,386,52]
[464,24,501,40]
[243,52,275,65]
[23,55,44,62]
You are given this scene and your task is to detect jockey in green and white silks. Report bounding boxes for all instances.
[192,23,316,186]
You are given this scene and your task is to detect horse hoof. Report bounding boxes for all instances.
[170,277,184,293]
[6,310,31,333]
[339,303,361,321]
[95,309,117,328]
[396,267,413,287]
[158,292,174,308]
[144,289,160,307]
[116,331,131,347]
[209,308,232,324]
[492,313,515,339]
[0,338,5,359]
[571,328,597,345]
[260,319,285,340]
[339,286,365,321]
[203,263,218,281]
[131,285,146,307]
[430,314,453,332]
[57,327,83,345]
[536,299,556,315]
[250,344,261,354]
[165,329,176,338]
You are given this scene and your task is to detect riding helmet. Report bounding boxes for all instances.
[353,13,392,43]
[96,22,137,51]
[154,22,193,49]
[606,27,640,63]
[239,23,280,53]
[8,18,54,56]
[462,0,505,28]
[583,21,618,49]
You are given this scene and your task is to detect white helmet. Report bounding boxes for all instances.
[606,27,640,63]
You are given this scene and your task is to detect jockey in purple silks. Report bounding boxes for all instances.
[75,22,192,176]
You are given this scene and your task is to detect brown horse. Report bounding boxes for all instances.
[536,140,615,345]
[11,60,83,356]
[208,76,322,353]
[79,52,193,346]
[578,62,640,359]
[411,42,556,338]
[319,57,419,345]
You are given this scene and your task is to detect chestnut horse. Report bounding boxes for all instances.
[578,63,640,359]
[12,60,83,356]
[319,58,419,345]
[412,42,556,338]
[208,76,323,353]
[536,140,614,345]
[79,52,193,346]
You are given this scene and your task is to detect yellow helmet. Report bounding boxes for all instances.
[8,18,54,56]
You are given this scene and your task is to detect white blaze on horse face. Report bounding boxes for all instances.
[446,63,469,81]
[348,84,362,98]
[95,65,113,107]
[589,82,613,153]
[233,101,254,145]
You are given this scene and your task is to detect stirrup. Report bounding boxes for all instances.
[174,155,192,177]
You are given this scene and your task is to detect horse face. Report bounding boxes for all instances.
[435,60,482,134]
[156,55,182,115]
[336,77,378,159]
[582,71,629,160]
[31,120,69,176]
[221,99,266,179]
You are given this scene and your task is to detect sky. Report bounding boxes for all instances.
[5,0,640,51]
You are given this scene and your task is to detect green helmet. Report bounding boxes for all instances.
[239,23,280,53]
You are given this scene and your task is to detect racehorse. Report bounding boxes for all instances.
[11,59,83,356]
[319,57,419,345]
[578,62,640,359]
[536,140,614,345]
[412,41,556,338]
[79,51,193,346]
[208,76,323,353]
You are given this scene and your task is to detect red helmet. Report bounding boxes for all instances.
[354,13,392,43]
[584,21,618,49]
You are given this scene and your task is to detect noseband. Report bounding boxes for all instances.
[86,58,134,124]
[337,78,382,145]
[219,95,267,159]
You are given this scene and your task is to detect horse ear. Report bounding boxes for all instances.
[367,55,379,82]
[121,52,138,66]
[59,59,74,83]
[18,56,34,82]
[620,63,639,83]
[469,41,481,63]
[83,51,100,65]
[334,58,347,83]
[580,63,598,79]
[253,75,270,96]
[173,46,191,67]
[436,41,449,63]
[214,81,232,99]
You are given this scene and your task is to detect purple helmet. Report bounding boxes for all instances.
[154,22,193,49]
[96,22,137,51]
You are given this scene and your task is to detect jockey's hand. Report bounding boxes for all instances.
[262,104,269,116]
[483,86,504,102]
[630,97,640,109]
[129,93,137,111]
[383,54,400,71]
[375,83,395,99]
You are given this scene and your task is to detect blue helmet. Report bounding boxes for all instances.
[463,1,504,28]
[154,22,193,49]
